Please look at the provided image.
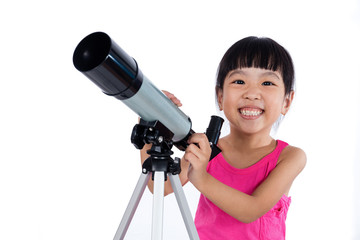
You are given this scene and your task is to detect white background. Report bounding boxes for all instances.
[1,0,359,239]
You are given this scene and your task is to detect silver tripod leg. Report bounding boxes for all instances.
[152,171,165,240]
[113,171,199,240]
[169,174,200,240]
[112,171,167,240]
[113,172,151,240]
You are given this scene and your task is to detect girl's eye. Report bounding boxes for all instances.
[262,81,274,86]
[233,80,245,84]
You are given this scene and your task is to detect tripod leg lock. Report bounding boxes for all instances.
[169,157,181,175]
[142,156,182,182]
[142,158,169,181]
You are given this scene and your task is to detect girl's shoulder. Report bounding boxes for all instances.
[277,144,307,170]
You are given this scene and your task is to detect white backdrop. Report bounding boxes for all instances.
[1,0,359,239]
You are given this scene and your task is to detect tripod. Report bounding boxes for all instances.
[113,120,200,240]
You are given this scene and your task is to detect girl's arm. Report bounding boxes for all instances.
[140,90,190,195]
[185,133,306,223]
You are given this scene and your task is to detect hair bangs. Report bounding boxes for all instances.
[216,36,294,95]
[231,37,284,73]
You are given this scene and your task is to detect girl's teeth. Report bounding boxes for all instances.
[240,109,263,116]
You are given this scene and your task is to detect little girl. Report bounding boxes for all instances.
[141,37,306,239]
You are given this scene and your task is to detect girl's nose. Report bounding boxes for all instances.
[243,86,261,100]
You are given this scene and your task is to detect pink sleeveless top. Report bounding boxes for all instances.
[194,140,291,240]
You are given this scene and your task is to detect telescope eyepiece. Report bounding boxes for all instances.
[206,116,224,146]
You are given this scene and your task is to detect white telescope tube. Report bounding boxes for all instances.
[73,32,192,143]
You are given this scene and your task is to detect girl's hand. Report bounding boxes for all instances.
[162,90,182,107]
[184,133,212,188]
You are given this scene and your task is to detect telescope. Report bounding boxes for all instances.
[73,31,223,150]
[72,32,223,240]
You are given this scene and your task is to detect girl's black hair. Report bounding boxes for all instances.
[216,37,295,96]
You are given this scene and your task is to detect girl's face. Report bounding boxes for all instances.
[217,67,294,136]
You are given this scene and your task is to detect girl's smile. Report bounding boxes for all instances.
[239,106,264,120]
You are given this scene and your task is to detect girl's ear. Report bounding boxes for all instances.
[281,90,295,115]
[216,87,223,111]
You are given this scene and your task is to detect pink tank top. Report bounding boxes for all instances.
[194,140,291,240]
